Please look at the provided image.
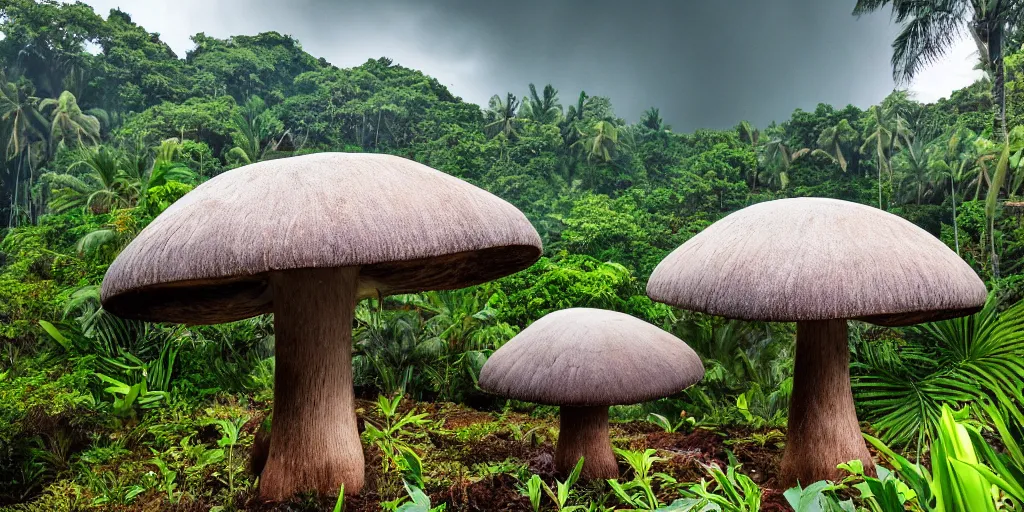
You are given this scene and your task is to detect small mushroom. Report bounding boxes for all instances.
[478,308,704,479]
[100,153,542,500]
[646,197,987,487]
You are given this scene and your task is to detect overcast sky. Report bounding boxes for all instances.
[81,0,985,131]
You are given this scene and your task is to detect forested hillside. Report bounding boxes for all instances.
[1,1,1023,511]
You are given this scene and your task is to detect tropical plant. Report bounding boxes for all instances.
[853,295,1024,451]
[861,105,898,208]
[574,120,618,164]
[353,306,440,397]
[520,83,562,125]
[640,107,668,132]
[0,75,47,226]
[929,128,978,254]
[485,92,521,139]
[226,96,285,164]
[784,461,912,512]
[967,392,1024,503]
[854,0,1024,139]
[813,119,859,172]
[525,458,586,512]
[861,406,1005,511]
[41,145,130,214]
[894,138,934,204]
[607,448,673,510]
[211,416,246,500]
[362,395,431,494]
[39,90,100,153]
[677,464,762,512]
[760,135,807,190]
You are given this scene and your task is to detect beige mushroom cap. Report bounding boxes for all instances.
[647,197,987,326]
[101,153,542,324]
[478,308,704,407]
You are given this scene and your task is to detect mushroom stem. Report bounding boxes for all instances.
[555,406,618,479]
[259,267,365,501]
[780,319,874,487]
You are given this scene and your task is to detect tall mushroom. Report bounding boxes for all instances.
[646,197,987,487]
[100,152,542,500]
[479,308,704,479]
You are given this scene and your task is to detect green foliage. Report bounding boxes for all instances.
[363,395,432,497]
[678,464,761,512]
[608,448,674,510]
[853,296,1024,450]
[0,3,1023,509]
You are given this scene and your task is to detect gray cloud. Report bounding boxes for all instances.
[85,0,921,131]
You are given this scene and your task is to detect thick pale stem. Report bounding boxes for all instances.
[780,319,873,488]
[259,267,365,501]
[555,406,618,480]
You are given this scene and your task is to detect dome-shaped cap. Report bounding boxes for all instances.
[478,308,704,406]
[101,153,542,324]
[647,198,987,326]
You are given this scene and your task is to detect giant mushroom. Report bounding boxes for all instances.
[646,197,987,487]
[100,152,542,500]
[478,308,704,479]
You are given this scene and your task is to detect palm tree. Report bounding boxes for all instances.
[861,105,897,208]
[639,107,668,132]
[738,120,760,146]
[519,84,562,125]
[894,139,934,205]
[42,145,131,214]
[561,91,588,146]
[484,93,521,139]
[853,0,1024,139]
[0,75,46,226]
[122,138,197,210]
[738,121,764,189]
[573,120,618,163]
[971,137,1000,200]
[930,129,977,254]
[813,119,859,172]
[39,91,100,155]
[227,96,286,164]
[760,137,808,190]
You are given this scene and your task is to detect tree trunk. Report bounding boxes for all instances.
[779,320,873,488]
[991,27,1006,140]
[878,153,884,210]
[555,406,618,480]
[952,179,960,255]
[259,267,365,501]
[990,215,1000,278]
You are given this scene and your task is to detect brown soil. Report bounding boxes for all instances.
[123,401,801,511]
[442,410,495,430]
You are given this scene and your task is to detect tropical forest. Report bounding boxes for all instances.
[1,0,1024,511]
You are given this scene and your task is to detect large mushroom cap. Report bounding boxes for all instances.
[478,308,704,407]
[647,197,987,326]
[101,152,542,324]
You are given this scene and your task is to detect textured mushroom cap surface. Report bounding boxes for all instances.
[101,152,542,324]
[478,308,704,406]
[647,197,987,326]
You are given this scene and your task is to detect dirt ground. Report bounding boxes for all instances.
[234,399,794,511]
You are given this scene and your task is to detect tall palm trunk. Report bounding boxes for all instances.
[951,178,960,255]
[990,215,1000,278]
[990,24,1007,140]
[878,154,884,209]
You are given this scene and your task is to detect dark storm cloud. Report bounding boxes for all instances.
[394,0,903,130]
[87,0,907,130]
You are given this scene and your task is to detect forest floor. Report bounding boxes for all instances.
[238,399,790,511]
[8,394,804,511]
